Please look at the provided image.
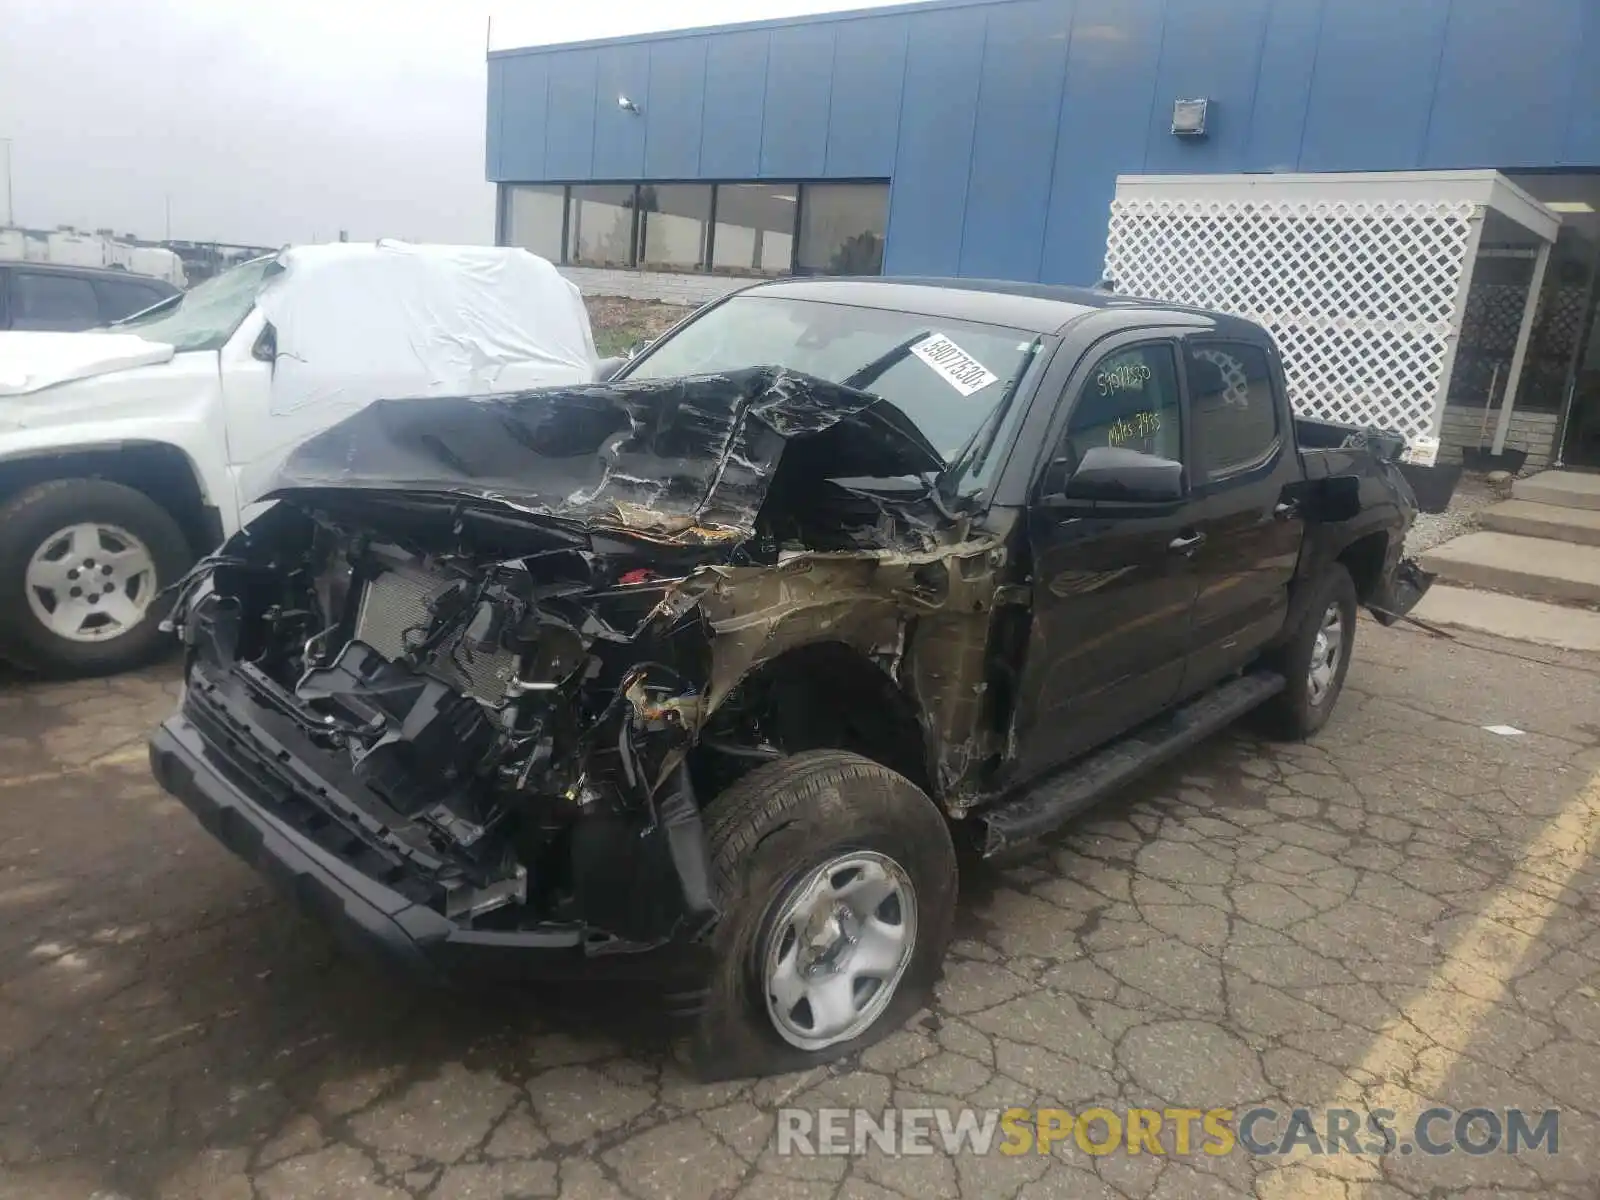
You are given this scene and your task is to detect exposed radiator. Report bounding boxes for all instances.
[354,566,520,704]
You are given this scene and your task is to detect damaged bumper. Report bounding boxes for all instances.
[1368,556,1436,627]
[148,676,715,1008]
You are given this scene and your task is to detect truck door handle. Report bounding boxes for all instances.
[1168,531,1206,556]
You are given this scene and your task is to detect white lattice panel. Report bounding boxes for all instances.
[1105,197,1479,441]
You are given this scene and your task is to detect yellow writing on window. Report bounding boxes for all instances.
[1108,410,1162,447]
[1097,361,1153,396]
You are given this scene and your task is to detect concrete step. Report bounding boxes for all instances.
[1480,499,1600,546]
[1418,531,1600,605]
[1411,585,1600,652]
[1512,470,1600,511]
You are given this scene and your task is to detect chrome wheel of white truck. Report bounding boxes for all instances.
[0,480,191,678]
[25,522,159,643]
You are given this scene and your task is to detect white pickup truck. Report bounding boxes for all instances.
[0,242,599,677]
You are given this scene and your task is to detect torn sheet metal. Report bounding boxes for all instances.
[692,537,1006,802]
[167,397,1005,939]
[270,367,944,546]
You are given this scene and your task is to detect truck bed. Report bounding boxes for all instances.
[1294,416,1407,462]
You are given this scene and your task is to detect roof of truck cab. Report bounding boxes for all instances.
[0,260,180,291]
[742,276,1239,337]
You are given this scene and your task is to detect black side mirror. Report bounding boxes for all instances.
[1041,455,1072,497]
[252,324,277,365]
[1061,445,1184,503]
[594,356,627,383]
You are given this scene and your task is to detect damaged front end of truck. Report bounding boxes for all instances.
[148,368,1005,986]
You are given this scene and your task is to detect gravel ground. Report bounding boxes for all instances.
[1403,472,1509,554]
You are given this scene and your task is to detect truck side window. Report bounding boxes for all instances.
[1059,343,1182,472]
[8,272,100,332]
[94,277,167,323]
[1187,342,1280,479]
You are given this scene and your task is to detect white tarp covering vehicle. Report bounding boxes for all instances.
[0,241,599,677]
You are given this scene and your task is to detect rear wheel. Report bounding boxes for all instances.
[0,480,192,678]
[1258,564,1358,739]
[690,750,957,1079]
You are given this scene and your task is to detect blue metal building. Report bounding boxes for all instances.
[488,0,1600,468]
[487,0,1600,283]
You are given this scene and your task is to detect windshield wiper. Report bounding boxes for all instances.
[940,339,1043,503]
[943,403,1005,492]
[842,330,931,392]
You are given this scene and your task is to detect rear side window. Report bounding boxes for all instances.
[8,272,100,331]
[94,277,167,322]
[1186,342,1280,479]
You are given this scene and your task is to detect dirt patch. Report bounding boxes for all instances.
[584,296,693,358]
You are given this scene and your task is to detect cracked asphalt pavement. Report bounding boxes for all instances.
[2,619,1598,1200]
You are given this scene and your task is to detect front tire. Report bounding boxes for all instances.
[690,750,957,1079]
[0,479,192,678]
[1258,564,1358,740]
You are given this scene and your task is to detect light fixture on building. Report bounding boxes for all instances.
[1171,98,1209,138]
[618,94,642,115]
[1546,200,1596,213]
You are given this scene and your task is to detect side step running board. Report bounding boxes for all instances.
[980,671,1286,857]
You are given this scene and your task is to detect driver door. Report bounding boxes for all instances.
[1010,335,1202,782]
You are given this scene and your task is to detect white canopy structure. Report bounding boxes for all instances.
[1105,170,1561,463]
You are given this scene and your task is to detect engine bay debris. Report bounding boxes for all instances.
[168,369,1004,940]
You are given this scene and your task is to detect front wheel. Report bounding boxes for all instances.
[690,750,957,1079]
[1258,564,1358,740]
[0,479,192,678]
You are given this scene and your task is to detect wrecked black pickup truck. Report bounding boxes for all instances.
[148,278,1431,1077]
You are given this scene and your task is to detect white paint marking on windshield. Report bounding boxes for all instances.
[910,333,999,397]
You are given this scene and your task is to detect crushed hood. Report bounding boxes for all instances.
[268,367,946,544]
[0,331,176,396]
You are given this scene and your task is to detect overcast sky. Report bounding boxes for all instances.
[0,0,926,248]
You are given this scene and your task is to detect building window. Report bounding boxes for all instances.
[568,185,638,267]
[797,183,888,276]
[713,184,797,275]
[504,185,566,263]
[638,185,712,270]
[497,179,890,275]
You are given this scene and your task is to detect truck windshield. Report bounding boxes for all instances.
[108,257,280,352]
[625,295,1042,489]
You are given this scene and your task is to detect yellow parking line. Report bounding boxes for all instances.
[1263,770,1600,1197]
[1350,770,1599,1097]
